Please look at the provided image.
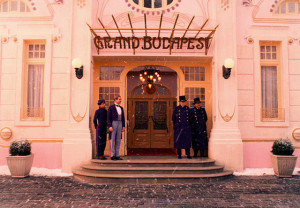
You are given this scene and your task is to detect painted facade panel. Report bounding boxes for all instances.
[0,90,16,105]
[237,59,254,75]
[1,58,17,74]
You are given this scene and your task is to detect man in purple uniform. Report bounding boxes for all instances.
[172,95,192,159]
[107,95,125,160]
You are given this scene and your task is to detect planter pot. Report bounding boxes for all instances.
[271,154,298,177]
[6,154,34,178]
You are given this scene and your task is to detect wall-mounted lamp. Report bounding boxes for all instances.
[72,58,83,79]
[223,58,234,79]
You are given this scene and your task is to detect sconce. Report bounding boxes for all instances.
[72,58,83,79]
[223,58,234,79]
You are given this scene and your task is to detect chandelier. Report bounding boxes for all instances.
[139,66,161,89]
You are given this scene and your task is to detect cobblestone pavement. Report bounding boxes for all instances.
[0,176,299,208]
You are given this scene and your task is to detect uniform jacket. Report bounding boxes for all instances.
[172,105,192,149]
[189,107,208,150]
[93,108,107,130]
[107,104,125,128]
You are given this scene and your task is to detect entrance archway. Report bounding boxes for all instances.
[127,65,177,155]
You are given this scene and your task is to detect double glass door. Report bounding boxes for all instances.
[128,98,175,148]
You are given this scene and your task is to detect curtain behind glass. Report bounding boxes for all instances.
[27,65,44,117]
[261,66,278,118]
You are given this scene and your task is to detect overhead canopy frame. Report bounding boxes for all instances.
[87,13,218,55]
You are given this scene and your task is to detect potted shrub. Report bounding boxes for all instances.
[6,140,34,178]
[271,138,298,177]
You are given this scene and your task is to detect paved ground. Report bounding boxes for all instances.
[0,175,299,208]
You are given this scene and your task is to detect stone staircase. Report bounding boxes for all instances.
[73,156,233,183]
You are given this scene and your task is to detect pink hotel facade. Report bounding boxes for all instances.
[0,0,300,173]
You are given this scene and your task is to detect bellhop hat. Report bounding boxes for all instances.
[98,99,105,105]
[179,95,187,102]
[193,97,201,104]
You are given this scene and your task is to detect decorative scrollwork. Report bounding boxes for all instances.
[218,101,236,122]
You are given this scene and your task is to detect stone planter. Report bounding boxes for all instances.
[6,154,34,178]
[271,154,298,177]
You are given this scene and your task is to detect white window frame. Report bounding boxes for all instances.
[15,34,52,126]
[251,26,290,127]
[0,0,32,13]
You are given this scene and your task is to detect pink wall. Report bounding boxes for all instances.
[244,142,300,168]
[0,143,62,169]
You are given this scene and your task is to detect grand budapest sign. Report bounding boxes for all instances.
[93,36,211,51]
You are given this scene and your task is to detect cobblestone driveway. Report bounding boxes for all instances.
[0,176,299,208]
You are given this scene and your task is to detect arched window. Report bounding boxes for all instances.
[273,0,300,15]
[128,0,180,14]
[0,0,32,13]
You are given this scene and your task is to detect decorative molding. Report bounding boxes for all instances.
[292,128,300,141]
[55,0,63,4]
[218,101,236,122]
[246,36,254,44]
[242,0,253,7]
[288,38,294,44]
[252,0,300,23]
[71,105,88,122]
[77,0,86,8]
[221,0,229,11]
[0,127,13,140]
[1,37,8,43]
[0,0,55,21]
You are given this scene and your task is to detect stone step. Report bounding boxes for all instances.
[81,163,225,174]
[73,169,234,184]
[90,157,216,167]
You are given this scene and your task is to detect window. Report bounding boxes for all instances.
[99,66,124,80]
[22,41,46,120]
[185,87,206,108]
[0,0,32,13]
[274,0,300,15]
[128,0,179,11]
[98,87,120,107]
[180,66,205,81]
[260,41,284,121]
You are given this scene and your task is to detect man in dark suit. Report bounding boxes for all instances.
[172,95,192,159]
[107,95,125,160]
[190,97,208,158]
[93,99,107,160]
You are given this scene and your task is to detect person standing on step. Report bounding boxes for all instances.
[93,99,108,160]
[172,95,192,159]
[190,97,208,158]
[108,95,125,160]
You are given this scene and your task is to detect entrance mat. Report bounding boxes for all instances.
[127,148,177,156]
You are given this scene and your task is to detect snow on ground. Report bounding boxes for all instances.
[1,165,299,177]
[0,166,72,177]
[234,168,300,176]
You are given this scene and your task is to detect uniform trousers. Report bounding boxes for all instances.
[97,129,106,157]
[110,120,122,157]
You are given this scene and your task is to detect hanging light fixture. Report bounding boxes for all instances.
[139,66,161,89]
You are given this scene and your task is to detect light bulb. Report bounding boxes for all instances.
[158,77,161,81]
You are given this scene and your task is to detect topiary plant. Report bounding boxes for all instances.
[271,138,294,156]
[9,140,31,156]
